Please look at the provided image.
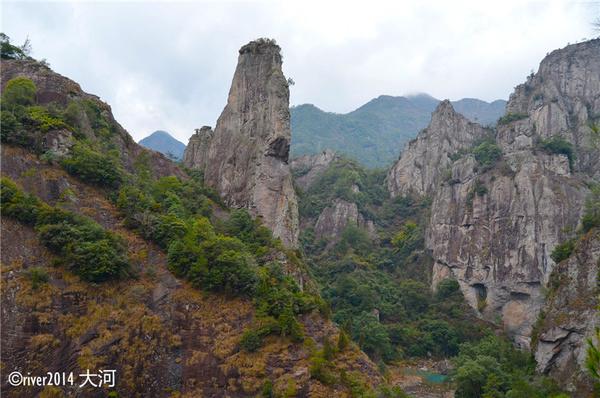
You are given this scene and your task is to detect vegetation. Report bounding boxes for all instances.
[550,239,575,263]
[472,138,502,169]
[0,33,30,60]
[1,177,129,282]
[497,113,528,126]
[537,136,575,169]
[299,158,486,364]
[582,184,600,232]
[586,327,600,382]
[61,144,123,188]
[452,334,567,398]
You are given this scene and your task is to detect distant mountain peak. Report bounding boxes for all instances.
[290,94,506,167]
[138,130,186,160]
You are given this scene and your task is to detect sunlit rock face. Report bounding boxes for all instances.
[183,39,299,247]
[388,39,599,351]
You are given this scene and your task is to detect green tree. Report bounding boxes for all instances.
[1,76,36,109]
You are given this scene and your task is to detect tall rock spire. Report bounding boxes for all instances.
[183,38,299,247]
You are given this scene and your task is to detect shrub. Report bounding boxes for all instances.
[0,110,24,144]
[472,139,502,168]
[497,113,528,126]
[1,77,36,108]
[0,33,27,60]
[582,185,600,232]
[28,267,49,289]
[436,278,461,301]
[1,178,129,282]
[240,329,264,352]
[550,239,575,263]
[337,330,350,351]
[25,106,70,132]
[309,355,337,385]
[0,177,40,224]
[538,136,575,169]
[61,144,123,188]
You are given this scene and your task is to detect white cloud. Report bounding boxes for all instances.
[2,0,597,143]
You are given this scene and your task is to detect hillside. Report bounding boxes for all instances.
[0,44,388,397]
[290,94,506,168]
[138,130,186,160]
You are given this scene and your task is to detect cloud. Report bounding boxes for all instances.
[2,0,597,143]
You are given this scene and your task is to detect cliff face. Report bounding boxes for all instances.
[386,100,490,197]
[534,229,599,396]
[387,39,599,351]
[291,149,337,191]
[183,39,299,247]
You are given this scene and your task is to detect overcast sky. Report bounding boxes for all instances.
[2,1,598,143]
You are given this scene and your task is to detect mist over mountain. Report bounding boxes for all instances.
[290,94,506,167]
[139,130,186,160]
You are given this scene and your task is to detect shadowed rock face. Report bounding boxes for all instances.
[534,229,599,396]
[387,39,599,354]
[291,149,338,191]
[183,39,299,247]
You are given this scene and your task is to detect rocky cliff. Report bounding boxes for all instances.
[387,39,599,352]
[534,229,599,396]
[386,100,490,197]
[183,39,299,247]
[291,149,338,191]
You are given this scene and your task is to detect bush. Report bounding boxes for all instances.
[538,136,575,169]
[582,185,600,232]
[28,267,49,289]
[1,178,129,282]
[1,77,36,108]
[61,144,123,188]
[472,139,502,168]
[497,113,528,126]
[240,329,264,352]
[436,278,461,301]
[0,110,25,144]
[25,106,70,132]
[0,33,27,60]
[550,239,575,263]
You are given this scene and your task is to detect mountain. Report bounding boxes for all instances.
[387,38,600,396]
[138,130,186,160]
[290,94,506,168]
[1,40,383,397]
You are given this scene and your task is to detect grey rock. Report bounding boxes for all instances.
[534,230,600,395]
[386,100,490,197]
[314,198,375,242]
[291,149,338,191]
[183,39,299,247]
[387,39,599,352]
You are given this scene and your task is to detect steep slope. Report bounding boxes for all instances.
[183,39,299,247]
[534,228,599,396]
[386,100,491,197]
[138,130,186,160]
[0,49,386,397]
[290,94,506,168]
[387,38,599,355]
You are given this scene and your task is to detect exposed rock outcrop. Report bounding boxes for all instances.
[534,229,599,395]
[387,39,599,351]
[386,100,490,197]
[183,39,299,247]
[183,126,214,170]
[314,198,376,242]
[291,149,338,191]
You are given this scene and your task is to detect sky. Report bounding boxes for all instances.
[2,0,598,143]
